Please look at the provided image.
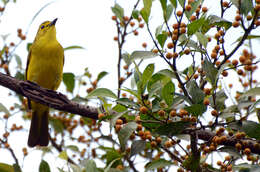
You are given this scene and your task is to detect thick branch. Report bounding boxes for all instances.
[195,129,260,155]
[0,72,98,119]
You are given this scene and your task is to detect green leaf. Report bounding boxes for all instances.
[97,71,108,81]
[0,103,10,115]
[116,98,139,108]
[202,59,218,85]
[130,51,157,61]
[66,145,79,152]
[235,34,260,43]
[27,43,32,52]
[121,88,141,100]
[165,4,174,21]
[187,17,206,36]
[105,150,122,167]
[187,81,205,104]
[159,0,167,12]
[122,53,131,66]
[142,63,155,87]
[208,15,232,30]
[14,54,22,67]
[155,121,191,136]
[63,45,84,51]
[185,104,207,117]
[218,146,242,159]
[156,32,168,48]
[157,69,176,78]
[63,72,75,93]
[233,163,260,171]
[185,0,201,19]
[118,122,137,151]
[58,151,68,160]
[230,0,253,16]
[112,103,127,112]
[84,160,98,172]
[182,154,200,171]
[87,88,117,99]
[241,87,260,98]
[170,0,177,8]
[132,10,140,20]
[0,163,14,172]
[178,0,185,7]
[145,159,173,171]
[111,3,124,22]
[39,160,51,172]
[195,32,208,48]
[209,90,227,111]
[141,0,152,23]
[230,121,260,140]
[130,140,146,157]
[162,81,175,106]
[49,117,64,133]
[155,25,163,37]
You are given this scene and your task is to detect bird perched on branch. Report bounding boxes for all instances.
[26,18,64,147]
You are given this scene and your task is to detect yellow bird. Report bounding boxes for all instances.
[26,18,64,147]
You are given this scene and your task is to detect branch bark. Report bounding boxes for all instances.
[0,72,98,119]
[1,72,260,155]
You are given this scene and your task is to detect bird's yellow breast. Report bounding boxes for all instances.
[26,40,64,90]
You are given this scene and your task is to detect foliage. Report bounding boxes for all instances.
[0,0,260,172]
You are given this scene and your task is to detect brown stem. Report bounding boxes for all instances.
[0,72,98,119]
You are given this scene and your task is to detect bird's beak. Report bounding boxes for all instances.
[50,18,58,26]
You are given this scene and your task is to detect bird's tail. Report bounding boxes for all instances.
[28,103,49,147]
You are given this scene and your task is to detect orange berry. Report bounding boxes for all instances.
[232,59,238,66]
[203,98,210,105]
[239,55,246,63]
[246,15,252,20]
[171,34,178,40]
[237,69,243,75]
[133,30,139,36]
[98,113,105,119]
[167,42,174,49]
[158,110,166,117]
[116,119,123,125]
[222,70,228,77]
[166,52,173,59]
[204,88,211,95]
[176,10,183,17]
[222,1,229,7]
[190,15,196,21]
[142,42,147,48]
[211,110,218,117]
[123,16,129,21]
[152,49,158,53]
[129,21,135,27]
[139,23,144,28]
[235,15,242,21]
[172,23,179,29]
[180,27,186,34]
[211,52,217,59]
[140,106,148,114]
[202,7,208,13]
[170,109,177,117]
[185,5,192,11]
[112,16,117,20]
[184,48,190,55]
[232,21,239,27]
[113,36,118,41]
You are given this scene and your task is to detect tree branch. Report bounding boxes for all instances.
[0,72,98,119]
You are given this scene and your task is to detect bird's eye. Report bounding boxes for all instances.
[41,25,45,29]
